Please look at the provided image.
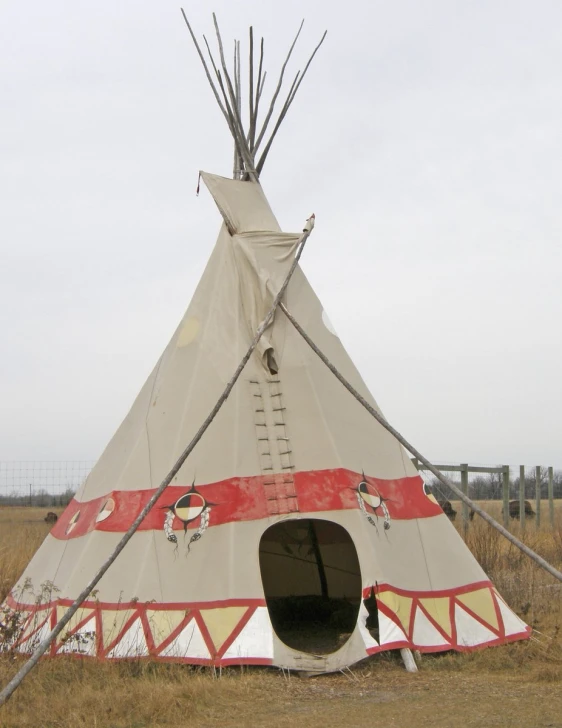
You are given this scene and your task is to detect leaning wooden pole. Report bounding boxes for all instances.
[548,466,555,527]
[0,218,315,708]
[278,302,562,584]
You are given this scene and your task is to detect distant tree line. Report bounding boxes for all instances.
[1,469,561,508]
[0,488,75,508]
[428,468,562,502]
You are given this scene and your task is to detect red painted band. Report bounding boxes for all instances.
[50,468,441,541]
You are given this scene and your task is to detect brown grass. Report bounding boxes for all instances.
[0,509,55,605]
[457,503,562,639]
[0,505,561,728]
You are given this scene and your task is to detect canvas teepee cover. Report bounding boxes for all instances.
[5,171,530,671]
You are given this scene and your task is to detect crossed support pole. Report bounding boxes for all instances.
[0,220,314,707]
[278,301,562,585]
[2,224,561,705]
[276,301,562,674]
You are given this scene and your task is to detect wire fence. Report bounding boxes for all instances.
[0,461,96,507]
[415,461,562,530]
[0,460,560,523]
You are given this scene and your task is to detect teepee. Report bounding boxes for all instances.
[4,15,530,674]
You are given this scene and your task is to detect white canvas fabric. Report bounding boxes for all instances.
[4,173,530,671]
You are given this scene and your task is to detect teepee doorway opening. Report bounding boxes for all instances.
[259,519,362,654]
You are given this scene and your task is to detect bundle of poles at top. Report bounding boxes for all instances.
[181,9,327,182]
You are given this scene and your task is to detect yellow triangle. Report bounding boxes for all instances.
[146,610,187,647]
[199,607,248,651]
[101,610,133,648]
[457,588,499,631]
[377,592,413,635]
[55,606,96,644]
[419,597,452,638]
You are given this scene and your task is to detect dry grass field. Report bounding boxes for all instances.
[0,504,561,728]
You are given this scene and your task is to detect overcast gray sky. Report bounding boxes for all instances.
[1,0,561,469]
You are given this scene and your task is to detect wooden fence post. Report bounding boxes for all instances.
[535,465,541,529]
[548,466,554,528]
[502,465,510,528]
[461,463,469,536]
[519,465,525,530]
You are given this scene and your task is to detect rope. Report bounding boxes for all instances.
[278,302,562,584]
[0,219,314,707]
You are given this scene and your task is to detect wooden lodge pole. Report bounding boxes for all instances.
[502,465,510,528]
[535,465,541,529]
[0,220,315,708]
[519,465,526,529]
[279,302,562,585]
[548,466,554,528]
[460,464,469,536]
